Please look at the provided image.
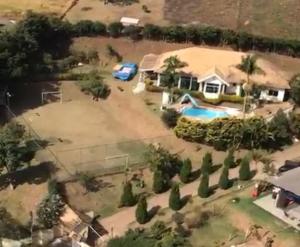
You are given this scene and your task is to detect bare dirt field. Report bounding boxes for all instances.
[0,0,70,19]
[65,0,167,25]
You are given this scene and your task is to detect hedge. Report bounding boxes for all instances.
[69,20,300,58]
[174,116,280,150]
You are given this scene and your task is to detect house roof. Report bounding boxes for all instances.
[139,47,290,89]
[270,167,300,195]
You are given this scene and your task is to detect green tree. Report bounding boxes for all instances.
[161,109,180,128]
[289,74,300,105]
[224,149,235,168]
[108,22,123,38]
[161,56,187,103]
[218,166,230,190]
[289,112,300,137]
[135,196,148,224]
[169,183,181,211]
[153,170,169,194]
[198,174,210,198]
[239,156,251,181]
[120,182,136,207]
[37,192,65,228]
[179,159,192,183]
[237,55,262,117]
[201,152,213,175]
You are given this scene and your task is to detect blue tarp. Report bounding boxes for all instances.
[112,63,137,81]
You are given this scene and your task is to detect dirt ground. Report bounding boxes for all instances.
[65,0,167,25]
[0,0,70,19]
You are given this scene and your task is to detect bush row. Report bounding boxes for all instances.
[70,21,300,57]
[174,113,292,151]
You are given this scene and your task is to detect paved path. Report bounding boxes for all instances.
[99,143,300,239]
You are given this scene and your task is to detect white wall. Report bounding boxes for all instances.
[260,89,285,102]
[202,78,223,99]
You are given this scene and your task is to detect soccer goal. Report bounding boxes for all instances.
[104,154,129,171]
[41,90,63,104]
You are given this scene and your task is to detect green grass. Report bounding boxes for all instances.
[189,215,244,247]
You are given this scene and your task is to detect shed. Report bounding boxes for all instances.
[120,17,139,26]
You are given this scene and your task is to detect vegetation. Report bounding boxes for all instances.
[201,152,213,175]
[161,109,181,128]
[169,183,182,211]
[106,44,123,62]
[289,112,300,137]
[198,174,210,198]
[78,70,110,99]
[175,116,293,151]
[179,159,192,184]
[107,22,123,38]
[120,182,136,207]
[153,169,170,194]
[135,196,148,224]
[224,149,235,168]
[290,74,300,105]
[239,156,251,181]
[218,166,231,190]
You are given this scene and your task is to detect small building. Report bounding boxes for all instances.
[120,17,139,27]
[139,47,290,102]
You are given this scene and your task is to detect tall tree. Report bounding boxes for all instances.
[224,149,235,168]
[198,174,210,198]
[289,74,300,105]
[135,196,148,224]
[179,158,192,183]
[201,152,213,175]
[218,166,230,190]
[239,156,251,181]
[153,170,169,194]
[237,55,262,118]
[161,56,187,103]
[120,182,136,207]
[169,183,182,211]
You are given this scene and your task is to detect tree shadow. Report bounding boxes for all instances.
[181,194,191,209]
[211,164,222,174]
[148,205,161,221]
[190,168,201,181]
[0,162,55,190]
[88,179,115,193]
[250,170,257,179]
[209,184,219,196]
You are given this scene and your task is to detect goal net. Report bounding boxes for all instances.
[41,91,63,104]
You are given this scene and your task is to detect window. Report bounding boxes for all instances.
[191,77,199,91]
[205,83,219,93]
[268,89,278,97]
[180,76,191,89]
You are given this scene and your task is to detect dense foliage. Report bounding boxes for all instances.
[120,182,136,207]
[179,159,192,183]
[153,169,170,194]
[224,149,235,168]
[161,109,181,128]
[174,115,292,151]
[239,156,251,181]
[290,74,300,105]
[218,166,230,190]
[198,174,210,198]
[135,196,148,224]
[289,112,300,138]
[169,183,182,211]
[201,152,213,175]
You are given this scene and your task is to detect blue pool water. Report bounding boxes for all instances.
[182,107,229,119]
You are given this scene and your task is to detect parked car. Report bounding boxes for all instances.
[278,160,300,173]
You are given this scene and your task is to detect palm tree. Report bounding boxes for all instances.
[161,55,187,103]
[237,55,262,118]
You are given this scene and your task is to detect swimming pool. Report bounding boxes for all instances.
[182,106,229,119]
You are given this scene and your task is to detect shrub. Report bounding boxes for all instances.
[145,84,164,92]
[179,158,192,183]
[198,174,210,198]
[108,22,123,38]
[153,170,170,194]
[201,152,213,175]
[224,149,235,168]
[161,108,180,128]
[106,44,123,62]
[135,196,148,224]
[169,183,182,211]
[290,74,300,105]
[72,20,106,36]
[120,182,136,207]
[218,166,230,190]
[123,25,142,40]
[289,112,300,137]
[239,156,251,181]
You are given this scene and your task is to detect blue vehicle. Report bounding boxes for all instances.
[112,63,137,81]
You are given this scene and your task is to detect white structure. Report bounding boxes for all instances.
[139,47,290,102]
[120,17,139,27]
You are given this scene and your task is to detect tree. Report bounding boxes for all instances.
[169,183,182,211]
[107,22,123,38]
[161,56,187,103]
[289,112,300,137]
[120,182,136,207]
[37,192,65,228]
[224,149,235,168]
[289,74,300,105]
[201,152,213,175]
[161,109,181,128]
[153,170,169,194]
[135,196,148,224]
[198,174,210,198]
[237,55,262,117]
[218,166,230,190]
[179,159,192,183]
[239,156,251,181]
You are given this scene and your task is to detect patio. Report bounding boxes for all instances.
[254,194,300,231]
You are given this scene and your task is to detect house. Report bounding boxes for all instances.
[254,167,300,230]
[139,47,290,102]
